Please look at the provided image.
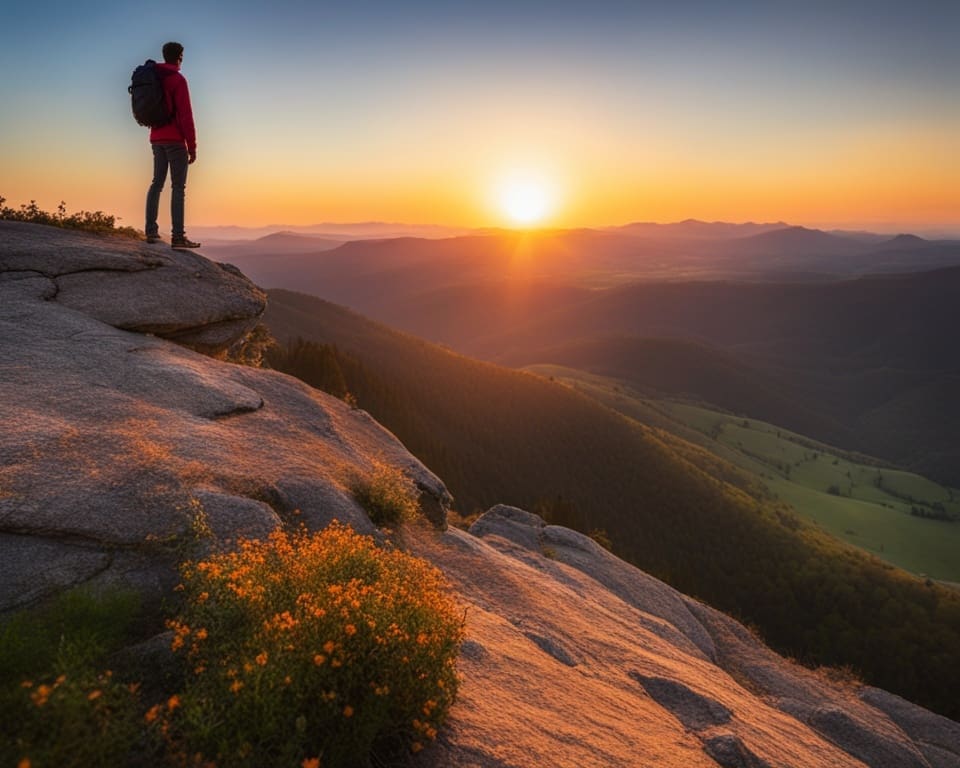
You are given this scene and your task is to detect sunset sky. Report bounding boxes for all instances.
[1,0,958,234]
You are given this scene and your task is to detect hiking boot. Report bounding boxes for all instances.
[145,234,162,244]
[171,236,201,250]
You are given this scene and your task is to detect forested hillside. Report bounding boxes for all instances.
[260,289,960,720]
[483,269,960,486]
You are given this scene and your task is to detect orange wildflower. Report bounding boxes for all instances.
[87,689,102,701]
[256,651,268,666]
[144,704,162,724]
[302,759,320,768]
[342,705,354,718]
[167,695,181,711]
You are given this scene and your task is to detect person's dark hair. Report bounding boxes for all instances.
[162,42,184,64]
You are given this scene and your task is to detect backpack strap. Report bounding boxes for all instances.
[152,61,177,119]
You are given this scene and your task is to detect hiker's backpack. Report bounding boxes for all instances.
[129,60,172,128]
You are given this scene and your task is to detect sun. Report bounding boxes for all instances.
[496,172,555,227]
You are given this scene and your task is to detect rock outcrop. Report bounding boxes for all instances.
[0,220,266,354]
[0,223,450,611]
[2,223,958,767]
[406,506,960,767]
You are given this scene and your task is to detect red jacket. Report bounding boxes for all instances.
[150,62,197,154]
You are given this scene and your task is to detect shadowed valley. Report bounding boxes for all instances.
[260,287,960,720]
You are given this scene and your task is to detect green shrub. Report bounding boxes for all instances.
[224,322,276,368]
[0,588,142,686]
[349,461,421,526]
[0,588,148,768]
[6,670,146,768]
[164,522,463,767]
[588,529,613,551]
[0,196,141,238]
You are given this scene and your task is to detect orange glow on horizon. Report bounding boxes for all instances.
[3,126,957,234]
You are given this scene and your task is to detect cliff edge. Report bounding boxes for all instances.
[0,221,449,610]
[1,222,957,767]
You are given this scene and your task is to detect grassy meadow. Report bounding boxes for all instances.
[528,365,960,584]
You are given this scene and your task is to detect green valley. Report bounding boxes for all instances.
[528,364,960,584]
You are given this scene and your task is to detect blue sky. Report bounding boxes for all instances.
[1,0,957,231]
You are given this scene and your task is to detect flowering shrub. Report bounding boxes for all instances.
[0,588,149,768]
[348,462,421,526]
[8,671,146,768]
[165,522,463,767]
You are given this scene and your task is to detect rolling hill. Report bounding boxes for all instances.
[211,225,960,309]
[259,288,960,719]
[606,219,789,239]
[510,335,851,443]
[524,365,960,583]
[474,269,960,485]
[210,232,960,489]
[204,231,344,256]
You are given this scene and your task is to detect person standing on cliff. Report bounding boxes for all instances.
[145,41,200,249]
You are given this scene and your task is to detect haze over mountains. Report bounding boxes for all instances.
[212,222,960,487]
[207,221,960,287]
[195,221,474,243]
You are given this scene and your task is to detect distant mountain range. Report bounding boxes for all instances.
[203,231,344,256]
[197,218,960,244]
[194,221,474,242]
[606,219,790,239]
[211,224,960,485]
[208,223,960,295]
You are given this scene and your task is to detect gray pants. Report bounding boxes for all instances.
[145,143,189,238]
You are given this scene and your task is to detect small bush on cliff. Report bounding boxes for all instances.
[0,195,141,238]
[1,588,149,768]
[7,669,147,768]
[0,588,142,683]
[224,321,276,368]
[163,522,463,767]
[349,461,421,526]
